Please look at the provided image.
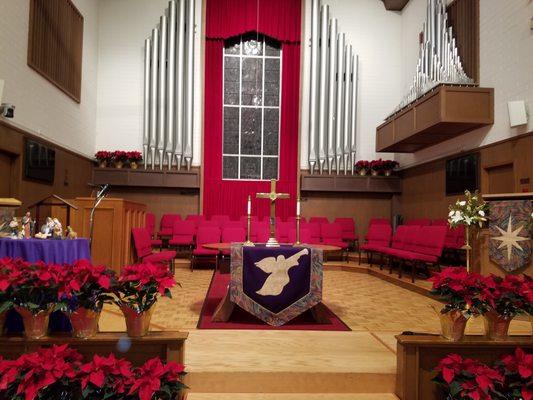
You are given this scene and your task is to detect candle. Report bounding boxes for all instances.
[247,196,251,215]
[296,198,300,216]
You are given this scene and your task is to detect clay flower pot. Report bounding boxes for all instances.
[15,306,51,339]
[483,310,513,341]
[69,307,101,339]
[439,310,468,341]
[130,161,138,169]
[98,160,107,168]
[370,169,379,176]
[120,304,156,337]
[115,160,124,169]
[357,169,368,176]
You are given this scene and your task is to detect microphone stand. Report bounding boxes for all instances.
[89,184,109,251]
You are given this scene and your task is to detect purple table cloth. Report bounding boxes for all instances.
[0,237,91,264]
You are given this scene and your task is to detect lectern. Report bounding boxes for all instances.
[71,198,146,273]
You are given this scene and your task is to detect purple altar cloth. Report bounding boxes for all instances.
[0,238,91,264]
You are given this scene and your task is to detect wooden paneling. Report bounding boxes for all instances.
[28,0,84,102]
[397,133,533,221]
[0,120,93,215]
[447,0,480,83]
[93,167,200,189]
[300,174,401,193]
[486,163,514,194]
[0,152,13,197]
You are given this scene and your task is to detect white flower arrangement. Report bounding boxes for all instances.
[448,190,489,228]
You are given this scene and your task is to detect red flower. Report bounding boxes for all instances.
[500,347,533,380]
[79,353,133,395]
[129,358,185,400]
[113,150,129,162]
[126,151,143,162]
[94,151,113,161]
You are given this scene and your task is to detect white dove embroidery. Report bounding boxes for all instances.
[254,249,309,296]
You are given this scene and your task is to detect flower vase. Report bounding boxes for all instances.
[120,304,156,337]
[0,311,6,335]
[439,310,468,341]
[98,160,107,168]
[115,160,124,169]
[15,306,51,339]
[130,161,138,169]
[371,170,379,176]
[69,308,101,339]
[358,169,367,176]
[384,170,392,176]
[483,311,512,340]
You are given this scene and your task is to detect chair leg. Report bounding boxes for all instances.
[411,262,417,283]
[215,254,219,271]
[379,253,384,270]
[358,250,361,265]
[388,257,393,274]
[398,260,404,279]
[191,255,194,271]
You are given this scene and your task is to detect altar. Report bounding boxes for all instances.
[0,237,90,264]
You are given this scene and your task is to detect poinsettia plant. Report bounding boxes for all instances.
[429,267,485,317]
[0,257,27,313]
[355,160,370,171]
[58,260,116,312]
[0,344,83,400]
[478,274,533,318]
[370,159,385,172]
[382,159,399,171]
[113,150,129,163]
[433,353,504,400]
[115,264,177,312]
[496,348,533,400]
[127,151,143,162]
[79,353,133,399]
[448,190,489,228]
[94,151,113,163]
[129,357,186,400]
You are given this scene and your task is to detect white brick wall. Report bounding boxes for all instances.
[396,0,533,168]
[0,0,99,157]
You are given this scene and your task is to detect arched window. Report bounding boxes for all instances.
[222,34,282,180]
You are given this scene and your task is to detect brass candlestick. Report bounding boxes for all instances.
[294,197,302,246]
[243,196,254,247]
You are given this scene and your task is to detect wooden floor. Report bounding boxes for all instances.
[99,260,531,398]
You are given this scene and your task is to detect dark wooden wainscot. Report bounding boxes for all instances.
[376,85,493,153]
[0,331,188,365]
[93,168,200,189]
[301,174,401,194]
[396,334,533,400]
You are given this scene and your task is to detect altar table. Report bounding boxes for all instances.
[212,244,327,326]
[0,237,91,264]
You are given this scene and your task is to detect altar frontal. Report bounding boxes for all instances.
[230,244,323,326]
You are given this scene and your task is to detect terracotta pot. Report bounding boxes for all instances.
[120,304,156,337]
[69,307,101,339]
[15,306,51,339]
[384,170,392,176]
[439,310,468,341]
[130,161,138,169]
[0,311,6,335]
[483,310,513,341]
[357,169,368,176]
[371,169,379,176]
[98,160,107,168]
[115,160,124,169]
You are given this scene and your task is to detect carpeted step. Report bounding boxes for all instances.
[186,393,399,399]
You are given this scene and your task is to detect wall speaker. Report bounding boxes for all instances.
[508,100,528,127]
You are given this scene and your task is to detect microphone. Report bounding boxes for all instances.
[97,184,109,198]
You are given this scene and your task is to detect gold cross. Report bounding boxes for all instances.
[256,179,290,246]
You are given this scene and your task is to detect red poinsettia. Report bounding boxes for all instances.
[79,353,133,399]
[497,348,533,400]
[355,160,370,170]
[429,267,485,315]
[434,353,503,400]
[370,159,385,171]
[478,274,532,318]
[129,357,186,400]
[126,151,143,162]
[94,151,113,162]
[116,263,176,312]
[113,150,129,162]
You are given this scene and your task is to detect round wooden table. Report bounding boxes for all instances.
[202,242,341,252]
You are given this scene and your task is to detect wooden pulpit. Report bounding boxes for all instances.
[71,198,146,273]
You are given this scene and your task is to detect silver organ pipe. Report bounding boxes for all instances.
[143,0,195,170]
[389,0,474,118]
[334,33,344,175]
[149,28,159,170]
[308,2,359,174]
[143,38,151,169]
[326,19,337,175]
[157,15,168,170]
[317,5,329,175]
[308,0,320,174]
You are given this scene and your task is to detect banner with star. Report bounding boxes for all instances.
[489,200,532,272]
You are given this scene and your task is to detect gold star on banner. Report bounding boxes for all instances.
[491,215,529,261]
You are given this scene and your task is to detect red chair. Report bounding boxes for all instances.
[220,227,246,257]
[309,216,328,225]
[210,215,230,227]
[369,218,390,226]
[405,218,431,226]
[288,228,311,244]
[198,220,220,228]
[261,216,283,224]
[302,222,322,244]
[168,220,196,252]
[334,217,359,250]
[376,225,415,271]
[321,222,348,260]
[275,222,291,244]
[185,214,205,227]
[191,226,220,271]
[159,214,181,237]
[359,223,392,265]
[251,221,270,243]
[145,213,162,250]
[287,216,307,224]
[240,215,258,228]
[222,220,243,229]
[131,228,176,273]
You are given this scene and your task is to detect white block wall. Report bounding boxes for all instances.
[396,0,533,168]
[299,0,402,169]
[95,0,203,166]
[0,0,99,157]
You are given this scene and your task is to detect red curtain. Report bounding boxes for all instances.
[203,0,302,219]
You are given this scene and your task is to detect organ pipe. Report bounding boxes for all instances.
[334,33,344,175]
[317,5,329,175]
[350,54,358,174]
[342,45,352,175]
[143,0,195,170]
[326,19,337,174]
[308,0,320,174]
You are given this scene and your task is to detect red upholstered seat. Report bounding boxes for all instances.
[131,228,176,271]
[211,215,230,227]
[334,217,359,241]
[239,215,258,228]
[198,220,220,228]
[191,226,221,270]
[276,222,291,244]
[369,218,390,226]
[302,222,321,244]
[220,227,246,255]
[251,221,270,243]
[359,223,392,265]
[383,248,438,263]
[168,220,196,247]
[287,216,307,224]
[146,213,156,238]
[321,223,347,248]
[185,214,206,227]
[159,214,181,236]
[288,228,311,244]
[222,220,244,229]
[309,216,329,225]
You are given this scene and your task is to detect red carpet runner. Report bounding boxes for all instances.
[197,271,351,331]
